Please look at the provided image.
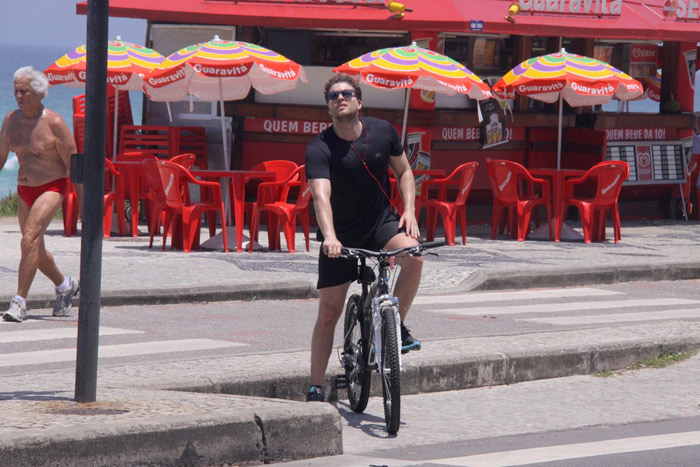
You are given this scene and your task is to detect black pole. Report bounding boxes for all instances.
[75,0,108,403]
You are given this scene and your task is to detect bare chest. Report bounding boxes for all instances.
[8,118,57,156]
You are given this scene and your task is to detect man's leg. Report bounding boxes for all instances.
[17,192,65,298]
[383,233,423,321]
[309,281,351,387]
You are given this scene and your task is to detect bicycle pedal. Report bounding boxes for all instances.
[335,374,348,390]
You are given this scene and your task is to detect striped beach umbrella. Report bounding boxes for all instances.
[492,50,643,107]
[492,50,643,168]
[144,36,307,103]
[144,36,307,170]
[334,43,492,144]
[45,38,165,91]
[45,39,165,156]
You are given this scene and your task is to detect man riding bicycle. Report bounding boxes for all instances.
[304,73,423,402]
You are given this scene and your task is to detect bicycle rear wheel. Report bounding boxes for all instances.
[380,305,401,434]
[343,294,371,413]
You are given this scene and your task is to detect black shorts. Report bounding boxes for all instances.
[317,212,404,289]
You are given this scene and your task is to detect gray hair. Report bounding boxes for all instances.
[14,66,49,99]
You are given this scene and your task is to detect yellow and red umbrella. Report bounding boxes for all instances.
[334,43,492,144]
[492,49,642,107]
[45,38,165,156]
[144,36,307,102]
[45,38,165,91]
[144,36,307,170]
[492,49,643,168]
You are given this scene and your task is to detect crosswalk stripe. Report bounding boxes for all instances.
[425,298,700,316]
[519,308,700,325]
[0,326,142,344]
[413,287,623,305]
[432,430,700,466]
[0,339,246,368]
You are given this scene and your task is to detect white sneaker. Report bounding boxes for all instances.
[3,298,27,323]
[52,277,80,317]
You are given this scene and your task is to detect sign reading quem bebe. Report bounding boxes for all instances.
[517,0,622,15]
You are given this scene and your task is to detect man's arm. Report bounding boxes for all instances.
[309,177,343,258]
[49,112,77,171]
[389,152,420,239]
[0,114,10,172]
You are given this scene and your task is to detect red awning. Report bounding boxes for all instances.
[77,0,700,43]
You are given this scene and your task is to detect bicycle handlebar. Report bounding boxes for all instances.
[341,240,444,260]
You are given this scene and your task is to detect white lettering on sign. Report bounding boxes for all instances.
[303,121,331,134]
[365,73,414,88]
[258,63,297,79]
[571,81,615,95]
[677,0,700,19]
[253,118,330,135]
[606,128,667,141]
[46,72,74,83]
[632,48,656,60]
[517,82,565,93]
[148,67,186,87]
[263,119,299,133]
[519,0,623,15]
[193,63,249,77]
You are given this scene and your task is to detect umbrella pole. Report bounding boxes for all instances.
[112,89,119,158]
[400,88,410,147]
[218,77,228,171]
[557,94,563,170]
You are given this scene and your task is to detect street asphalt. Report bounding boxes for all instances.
[2,216,700,466]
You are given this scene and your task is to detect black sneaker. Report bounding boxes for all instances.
[401,322,421,354]
[306,385,325,402]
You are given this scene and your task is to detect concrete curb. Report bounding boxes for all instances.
[1,281,319,310]
[459,261,700,292]
[160,337,700,402]
[0,402,342,467]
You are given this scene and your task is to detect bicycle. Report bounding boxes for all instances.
[335,240,443,434]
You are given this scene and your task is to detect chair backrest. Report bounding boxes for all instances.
[173,127,208,168]
[73,113,86,153]
[296,165,312,210]
[141,159,168,206]
[487,159,531,202]
[581,161,630,202]
[169,153,197,170]
[114,151,158,163]
[453,162,480,207]
[153,160,186,208]
[119,125,172,159]
[251,160,299,179]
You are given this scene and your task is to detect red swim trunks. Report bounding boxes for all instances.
[16,178,69,208]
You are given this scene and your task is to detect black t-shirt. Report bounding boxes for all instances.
[305,116,404,241]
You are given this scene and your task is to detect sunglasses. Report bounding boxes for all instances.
[327,90,356,101]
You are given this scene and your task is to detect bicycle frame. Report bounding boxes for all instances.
[357,256,403,372]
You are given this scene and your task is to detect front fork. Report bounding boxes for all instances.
[370,295,403,372]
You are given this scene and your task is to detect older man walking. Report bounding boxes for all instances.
[0,66,79,322]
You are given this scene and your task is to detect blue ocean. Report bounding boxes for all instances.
[0,43,143,199]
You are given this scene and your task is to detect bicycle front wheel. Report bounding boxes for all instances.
[380,305,401,434]
[343,294,371,413]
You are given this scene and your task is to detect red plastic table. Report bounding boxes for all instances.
[112,160,149,237]
[191,170,275,252]
[529,168,586,241]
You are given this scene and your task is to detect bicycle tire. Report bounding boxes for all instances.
[380,305,401,434]
[343,294,371,413]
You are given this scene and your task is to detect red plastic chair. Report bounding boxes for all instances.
[61,160,127,238]
[419,162,479,246]
[244,160,299,248]
[561,161,629,244]
[154,160,228,252]
[103,159,127,238]
[248,165,312,253]
[141,159,170,249]
[487,159,552,242]
[168,153,197,170]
